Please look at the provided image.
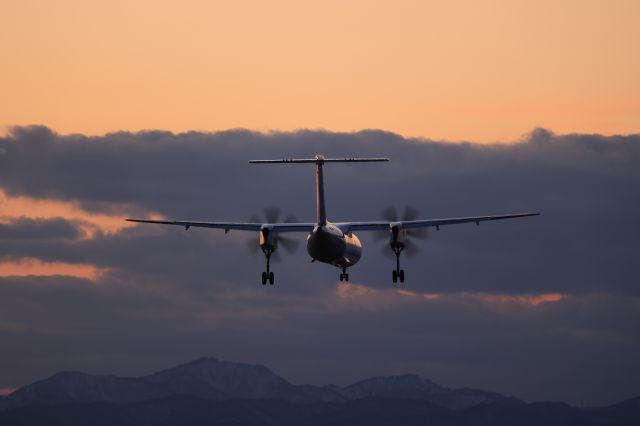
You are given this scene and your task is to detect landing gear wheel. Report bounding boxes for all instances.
[399,269,405,283]
[269,272,275,285]
[392,270,398,283]
[340,267,349,282]
[261,272,267,285]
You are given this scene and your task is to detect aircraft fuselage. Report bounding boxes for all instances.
[306,221,362,268]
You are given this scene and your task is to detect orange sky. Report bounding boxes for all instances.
[0,189,141,235]
[1,0,638,141]
[0,257,106,281]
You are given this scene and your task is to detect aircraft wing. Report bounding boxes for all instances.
[337,212,540,232]
[125,218,316,233]
[127,212,538,233]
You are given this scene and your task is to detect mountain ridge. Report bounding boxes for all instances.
[0,357,515,411]
[1,358,639,425]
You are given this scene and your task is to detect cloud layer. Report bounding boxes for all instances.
[0,126,639,405]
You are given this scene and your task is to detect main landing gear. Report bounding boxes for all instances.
[392,246,405,284]
[339,267,350,282]
[261,251,275,285]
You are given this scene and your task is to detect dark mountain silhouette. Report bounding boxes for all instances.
[2,371,172,408]
[142,357,344,403]
[0,357,513,411]
[337,374,513,410]
[1,358,638,425]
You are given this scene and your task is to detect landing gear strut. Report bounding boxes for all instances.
[261,250,275,285]
[392,246,405,283]
[339,267,350,282]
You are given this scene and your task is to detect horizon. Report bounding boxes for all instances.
[2,124,638,143]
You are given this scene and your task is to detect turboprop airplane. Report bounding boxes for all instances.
[127,155,539,285]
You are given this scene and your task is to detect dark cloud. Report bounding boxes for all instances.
[0,274,638,406]
[1,125,639,294]
[0,125,639,406]
[0,217,84,242]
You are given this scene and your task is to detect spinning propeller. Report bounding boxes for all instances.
[246,207,300,260]
[376,205,428,258]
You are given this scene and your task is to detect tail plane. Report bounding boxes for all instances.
[249,155,389,225]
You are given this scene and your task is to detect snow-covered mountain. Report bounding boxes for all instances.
[337,374,510,409]
[4,371,171,408]
[1,357,514,411]
[143,357,343,403]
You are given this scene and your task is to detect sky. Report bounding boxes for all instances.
[0,0,639,408]
[1,0,639,141]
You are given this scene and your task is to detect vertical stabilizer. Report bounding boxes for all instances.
[249,156,389,226]
[315,155,327,225]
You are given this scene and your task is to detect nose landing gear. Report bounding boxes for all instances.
[339,267,350,282]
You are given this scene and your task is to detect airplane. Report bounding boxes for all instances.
[127,155,539,285]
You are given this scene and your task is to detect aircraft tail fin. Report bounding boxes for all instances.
[250,155,389,225]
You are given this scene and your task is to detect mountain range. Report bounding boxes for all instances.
[0,357,638,425]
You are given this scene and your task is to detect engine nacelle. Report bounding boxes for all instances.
[259,226,277,254]
[389,224,407,251]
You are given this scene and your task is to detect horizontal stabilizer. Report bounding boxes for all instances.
[249,157,389,164]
